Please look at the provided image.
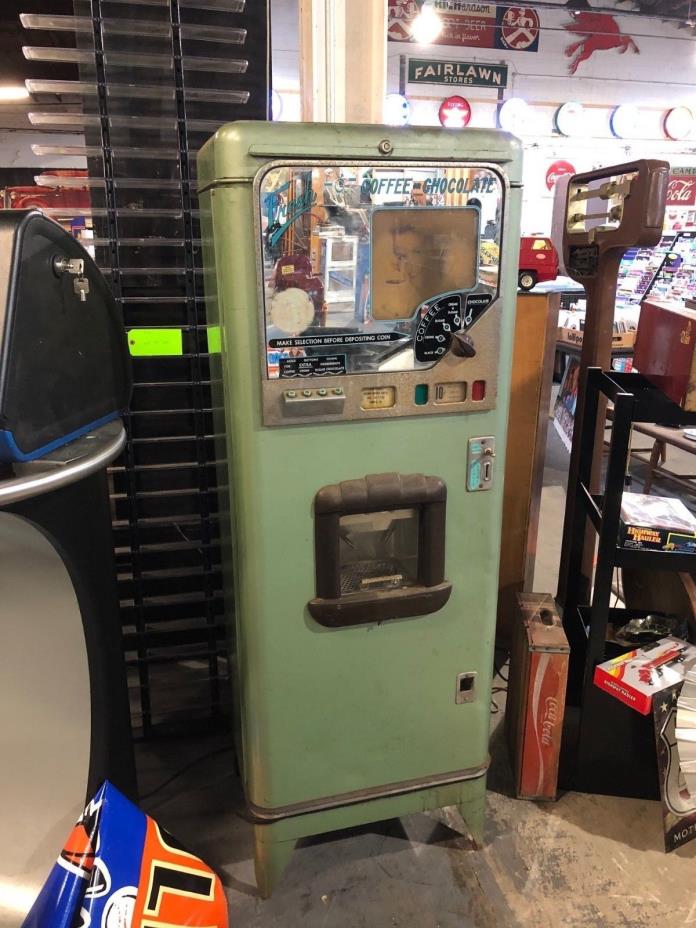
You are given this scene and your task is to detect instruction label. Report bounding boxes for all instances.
[279,355,347,378]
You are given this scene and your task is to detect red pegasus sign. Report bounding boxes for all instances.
[564,11,639,75]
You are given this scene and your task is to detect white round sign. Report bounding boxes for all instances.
[664,107,694,141]
[555,101,586,137]
[498,98,531,136]
[610,105,639,139]
[384,93,410,127]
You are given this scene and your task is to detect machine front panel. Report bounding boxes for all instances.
[254,161,507,426]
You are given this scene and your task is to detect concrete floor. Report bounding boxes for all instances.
[135,418,696,927]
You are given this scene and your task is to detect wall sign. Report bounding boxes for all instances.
[388,2,539,53]
[546,161,576,192]
[554,101,585,137]
[564,10,639,75]
[384,92,411,126]
[498,97,530,135]
[664,107,694,142]
[497,7,540,52]
[667,168,696,208]
[438,95,472,129]
[610,104,640,139]
[408,58,508,88]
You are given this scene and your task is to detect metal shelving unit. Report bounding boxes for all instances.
[21,0,269,737]
[559,367,696,798]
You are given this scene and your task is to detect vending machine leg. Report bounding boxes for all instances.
[252,775,487,896]
[253,829,298,899]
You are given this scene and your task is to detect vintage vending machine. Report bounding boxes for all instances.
[198,122,522,895]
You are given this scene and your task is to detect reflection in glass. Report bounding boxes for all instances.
[259,164,502,379]
[371,208,478,320]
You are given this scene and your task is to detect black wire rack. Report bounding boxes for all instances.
[22,0,269,737]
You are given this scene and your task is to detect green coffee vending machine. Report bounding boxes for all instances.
[198,122,522,895]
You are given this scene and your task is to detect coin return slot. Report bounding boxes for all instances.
[434,382,467,405]
[455,671,476,704]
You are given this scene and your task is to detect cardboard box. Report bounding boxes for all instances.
[557,326,635,350]
[594,637,696,715]
[506,593,569,801]
[634,300,696,410]
[619,492,696,554]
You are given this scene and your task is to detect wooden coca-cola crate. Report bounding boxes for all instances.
[506,593,569,801]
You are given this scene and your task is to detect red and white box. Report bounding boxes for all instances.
[594,637,696,715]
[506,593,569,801]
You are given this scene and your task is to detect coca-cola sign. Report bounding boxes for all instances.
[668,176,696,207]
[546,160,576,191]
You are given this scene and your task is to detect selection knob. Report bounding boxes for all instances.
[450,331,476,358]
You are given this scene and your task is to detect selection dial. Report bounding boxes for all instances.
[414,295,462,363]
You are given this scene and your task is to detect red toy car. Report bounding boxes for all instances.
[518,236,559,291]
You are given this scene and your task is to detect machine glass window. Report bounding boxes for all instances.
[371,208,478,320]
[258,163,504,380]
[339,508,419,595]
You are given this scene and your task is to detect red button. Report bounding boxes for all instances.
[472,380,486,401]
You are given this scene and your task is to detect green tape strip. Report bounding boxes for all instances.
[128,328,183,357]
[207,325,221,354]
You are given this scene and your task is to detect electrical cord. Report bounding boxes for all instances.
[139,745,234,803]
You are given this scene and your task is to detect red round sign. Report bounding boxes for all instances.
[439,95,472,129]
[546,160,576,191]
[500,7,540,51]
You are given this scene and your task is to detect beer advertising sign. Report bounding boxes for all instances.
[388,2,540,53]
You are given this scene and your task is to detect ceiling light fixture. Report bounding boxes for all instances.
[0,85,30,102]
[410,1,443,45]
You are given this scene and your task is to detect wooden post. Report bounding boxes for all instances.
[299,0,386,123]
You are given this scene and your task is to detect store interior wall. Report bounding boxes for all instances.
[271,0,696,234]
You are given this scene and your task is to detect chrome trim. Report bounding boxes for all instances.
[250,156,511,427]
[246,760,490,822]
[0,420,125,507]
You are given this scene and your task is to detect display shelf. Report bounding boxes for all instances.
[614,234,676,311]
[644,231,696,306]
[559,367,696,798]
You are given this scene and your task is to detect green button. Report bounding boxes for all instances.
[414,384,429,406]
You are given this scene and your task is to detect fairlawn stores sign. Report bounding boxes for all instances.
[408,58,508,88]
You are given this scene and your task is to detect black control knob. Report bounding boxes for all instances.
[450,331,476,358]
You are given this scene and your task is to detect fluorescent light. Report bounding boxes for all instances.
[410,2,443,44]
[0,85,30,102]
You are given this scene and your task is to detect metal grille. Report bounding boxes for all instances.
[22,0,269,737]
